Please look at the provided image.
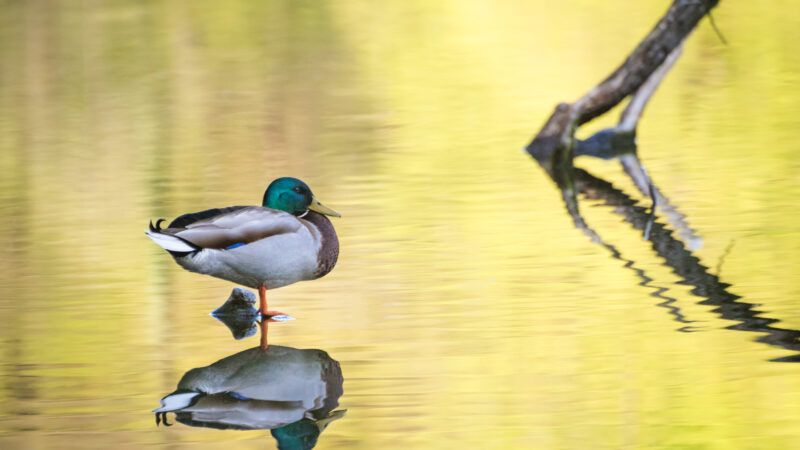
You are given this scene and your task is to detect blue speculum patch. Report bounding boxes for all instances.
[227,391,250,401]
[226,242,246,250]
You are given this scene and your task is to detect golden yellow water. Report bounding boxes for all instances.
[1,1,800,448]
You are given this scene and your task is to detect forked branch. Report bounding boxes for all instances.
[524,0,716,249]
[525,0,719,172]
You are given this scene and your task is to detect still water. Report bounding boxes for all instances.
[1,1,800,449]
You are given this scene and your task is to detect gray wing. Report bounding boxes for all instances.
[164,206,301,249]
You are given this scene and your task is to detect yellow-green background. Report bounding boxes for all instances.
[0,0,799,448]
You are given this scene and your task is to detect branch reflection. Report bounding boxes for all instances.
[562,167,800,362]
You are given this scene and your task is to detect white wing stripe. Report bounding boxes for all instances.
[146,231,196,252]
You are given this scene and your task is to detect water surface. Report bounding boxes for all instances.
[1,1,800,449]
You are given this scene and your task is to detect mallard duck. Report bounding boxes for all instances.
[146,177,340,316]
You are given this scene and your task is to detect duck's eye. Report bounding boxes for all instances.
[292,187,302,193]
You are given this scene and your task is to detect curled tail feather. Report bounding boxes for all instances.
[149,218,167,232]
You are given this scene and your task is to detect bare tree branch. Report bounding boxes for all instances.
[575,42,702,248]
[525,1,714,249]
[525,0,719,172]
[618,44,683,132]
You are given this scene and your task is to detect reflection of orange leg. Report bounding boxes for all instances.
[259,319,269,351]
[258,283,286,318]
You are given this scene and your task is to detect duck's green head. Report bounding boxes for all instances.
[263,177,341,218]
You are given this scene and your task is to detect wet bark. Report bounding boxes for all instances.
[524,0,719,173]
[524,0,717,246]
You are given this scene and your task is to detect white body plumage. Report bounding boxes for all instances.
[146,206,335,290]
[174,224,321,289]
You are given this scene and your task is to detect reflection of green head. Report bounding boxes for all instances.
[270,418,320,450]
[263,177,313,216]
[270,410,346,450]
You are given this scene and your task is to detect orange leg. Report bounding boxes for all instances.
[258,284,268,316]
[258,284,285,319]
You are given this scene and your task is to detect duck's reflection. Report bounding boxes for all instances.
[155,312,345,449]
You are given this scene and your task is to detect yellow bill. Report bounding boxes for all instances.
[308,197,341,217]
